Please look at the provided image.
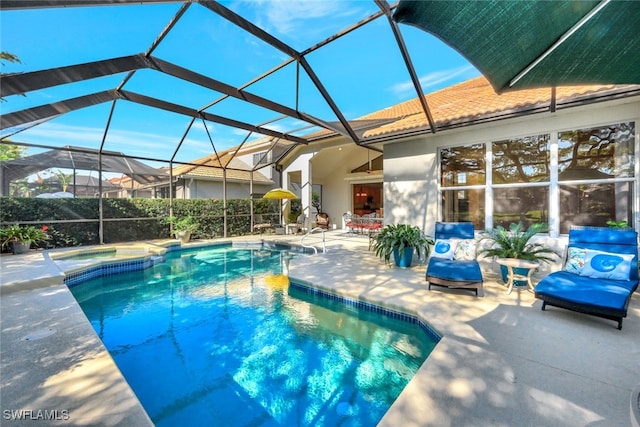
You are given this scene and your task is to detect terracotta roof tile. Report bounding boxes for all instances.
[173,153,272,183]
[360,76,638,139]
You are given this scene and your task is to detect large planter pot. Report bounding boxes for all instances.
[175,231,192,244]
[393,247,414,268]
[11,241,31,255]
[499,264,530,287]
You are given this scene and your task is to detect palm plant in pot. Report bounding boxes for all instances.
[479,222,559,285]
[0,225,50,254]
[372,224,433,267]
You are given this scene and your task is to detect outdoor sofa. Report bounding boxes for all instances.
[534,226,639,330]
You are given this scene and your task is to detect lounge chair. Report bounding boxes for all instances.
[426,222,484,296]
[534,226,639,329]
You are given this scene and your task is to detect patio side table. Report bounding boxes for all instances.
[496,258,539,294]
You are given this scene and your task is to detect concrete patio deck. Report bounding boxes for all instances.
[1,231,639,426]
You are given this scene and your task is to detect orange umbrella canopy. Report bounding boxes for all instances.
[262,188,297,200]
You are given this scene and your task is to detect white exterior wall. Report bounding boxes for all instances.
[180,179,272,199]
[383,97,640,275]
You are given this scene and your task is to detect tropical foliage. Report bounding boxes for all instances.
[372,223,433,265]
[479,222,558,263]
[0,224,50,248]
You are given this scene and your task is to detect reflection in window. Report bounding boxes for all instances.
[493,187,549,229]
[440,144,485,187]
[559,122,634,180]
[559,182,633,233]
[441,189,485,228]
[492,135,549,183]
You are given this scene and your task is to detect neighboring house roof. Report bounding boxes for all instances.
[172,152,273,184]
[358,76,640,140]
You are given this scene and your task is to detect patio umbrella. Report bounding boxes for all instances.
[262,188,297,200]
[393,0,640,93]
[262,188,297,227]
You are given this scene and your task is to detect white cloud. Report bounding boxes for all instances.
[389,65,478,98]
[251,0,360,37]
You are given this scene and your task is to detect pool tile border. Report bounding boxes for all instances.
[64,256,162,287]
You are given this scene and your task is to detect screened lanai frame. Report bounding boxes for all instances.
[0,0,440,242]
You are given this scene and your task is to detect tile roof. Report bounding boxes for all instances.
[359,76,640,139]
[172,152,273,184]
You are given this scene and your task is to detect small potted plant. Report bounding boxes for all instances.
[479,222,559,285]
[167,216,198,244]
[0,224,50,255]
[372,223,433,267]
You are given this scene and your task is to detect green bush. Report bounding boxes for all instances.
[0,197,279,250]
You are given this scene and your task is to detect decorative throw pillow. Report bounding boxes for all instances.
[564,247,586,274]
[454,239,477,260]
[578,249,635,281]
[431,239,457,259]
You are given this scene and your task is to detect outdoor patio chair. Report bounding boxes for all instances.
[316,213,330,229]
[534,226,639,329]
[426,222,484,296]
[287,213,307,234]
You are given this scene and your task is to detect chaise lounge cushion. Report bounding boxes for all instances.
[535,271,637,316]
[427,258,483,282]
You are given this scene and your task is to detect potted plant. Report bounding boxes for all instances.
[0,224,50,255]
[167,216,198,243]
[372,223,433,267]
[479,222,559,285]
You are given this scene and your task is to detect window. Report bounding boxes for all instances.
[441,188,485,226]
[493,187,549,229]
[440,144,486,228]
[492,134,550,228]
[558,122,635,232]
[440,144,485,187]
[492,135,549,184]
[253,151,270,166]
[438,122,635,234]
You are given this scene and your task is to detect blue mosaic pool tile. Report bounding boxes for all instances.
[65,257,153,287]
[166,243,182,252]
[290,282,441,342]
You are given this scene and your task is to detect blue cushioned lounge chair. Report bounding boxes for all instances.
[535,226,639,330]
[426,222,484,296]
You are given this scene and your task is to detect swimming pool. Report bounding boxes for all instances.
[69,244,438,426]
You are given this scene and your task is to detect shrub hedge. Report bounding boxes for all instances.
[0,197,280,249]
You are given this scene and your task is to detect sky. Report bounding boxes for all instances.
[0,0,479,170]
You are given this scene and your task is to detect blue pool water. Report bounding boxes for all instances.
[70,245,437,426]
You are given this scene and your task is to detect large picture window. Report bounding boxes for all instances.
[440,144,486,228]
[438,122,635,234]
[492,134,549,229]
[558,122,635,232]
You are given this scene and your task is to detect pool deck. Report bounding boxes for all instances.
[1,231,639,426]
